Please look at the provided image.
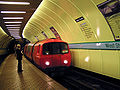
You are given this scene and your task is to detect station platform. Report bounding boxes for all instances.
[0,54,67,90]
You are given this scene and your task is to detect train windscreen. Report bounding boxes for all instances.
[43,42,68,55]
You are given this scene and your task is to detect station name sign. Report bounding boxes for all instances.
[69,41,120,50]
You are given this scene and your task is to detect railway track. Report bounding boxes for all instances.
[53,66,120,90]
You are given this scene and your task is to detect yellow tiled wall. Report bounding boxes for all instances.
[70,49,120,79]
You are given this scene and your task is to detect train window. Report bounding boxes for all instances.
[43,42,68,55]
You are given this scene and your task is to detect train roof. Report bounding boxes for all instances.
[25,38,67,46]
[36,38,67,45]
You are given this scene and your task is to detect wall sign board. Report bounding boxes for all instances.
[41,31,48,39]
[69,41,120,50]
[50,26,62,40]
[75,16,94,39]
[98,0,120,40]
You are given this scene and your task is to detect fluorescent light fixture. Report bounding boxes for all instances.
[13,35,20,36]
[1,11,26,13]
[13,36,21,39]
[9,32,19,33]
[10,34,19,36]
[10,32,19,34]
[8,29,20,31]
[10,34,19,35]
[3,17,24,19]
[9,33,19,34]
[5,21,22,23]
[0,1,30,5]
[7,27,20,29]
[6,24,21,26]
[10,35,19,36]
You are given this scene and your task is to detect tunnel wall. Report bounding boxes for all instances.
[23,0,114,43]
[23,0,120,79]
[0,27,13,56]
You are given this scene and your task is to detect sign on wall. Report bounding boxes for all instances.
[69,41,120,50]
[75,16,95,40]
[97,0,120,41]
[50,26,62,40]
[41,31,48,39]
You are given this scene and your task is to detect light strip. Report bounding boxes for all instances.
[7,27,20,29]
[9,30,19,32]
[11,34,19,37]
[10,34,19,35]
[10,34,19,36]
[10,33,19,34]
[5,21,22,23]
[0,1,30,5]
[1,11,26,13]
[10,32,19,35]
[6,24,21,26]
[13,36,20,37]
[3,17,24,19]
[8,29,20,31]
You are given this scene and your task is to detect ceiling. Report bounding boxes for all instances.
[0,0,42,39]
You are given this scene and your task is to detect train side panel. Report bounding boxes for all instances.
[32,44,42,66]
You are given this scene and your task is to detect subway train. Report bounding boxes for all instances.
[24,38,71,73]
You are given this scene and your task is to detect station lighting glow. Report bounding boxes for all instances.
[9,32,19,34]
[96,43,101,46]
[8,29,20,31]
[7,27,20,29]
[6,24,21,26]
[10,33,19,34]
[3,17,24,19]
[14,36,21,37]
[1,11,26,13]
[85,56,90,62]
[5,21,22,23]
[0,1,30,5]
[97,27,100,37]
[11,34,19,35]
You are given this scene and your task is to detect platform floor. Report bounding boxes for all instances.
[0,54,67,90]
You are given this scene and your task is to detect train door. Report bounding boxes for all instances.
[51,43,61,67]
[33,44,41,65]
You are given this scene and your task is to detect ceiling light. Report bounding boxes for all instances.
[13,35,20,36]
[5,21,22,23]
[0,1,30,5]
[8,29,20,31]
[9,32,19,34]
[11,35,20,37]
[7,27,20,29]
[14,36,21,38]
[3,17,24,19]
[8,32,19,34]
[10,34,19,35]
[6,24,21,26]
[1,11,26,13]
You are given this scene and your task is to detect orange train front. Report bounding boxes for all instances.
[24,38,71,72]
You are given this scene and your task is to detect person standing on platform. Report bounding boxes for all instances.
[16,44,23,72]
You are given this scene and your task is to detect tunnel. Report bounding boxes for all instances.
[0,0,120,89]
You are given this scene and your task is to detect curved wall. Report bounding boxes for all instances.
[23,0,114,43]
[23,0,120,79]
[0,27,13,56]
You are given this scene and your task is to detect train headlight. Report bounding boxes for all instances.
[64,60,68,64]
[45,61,50,66]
